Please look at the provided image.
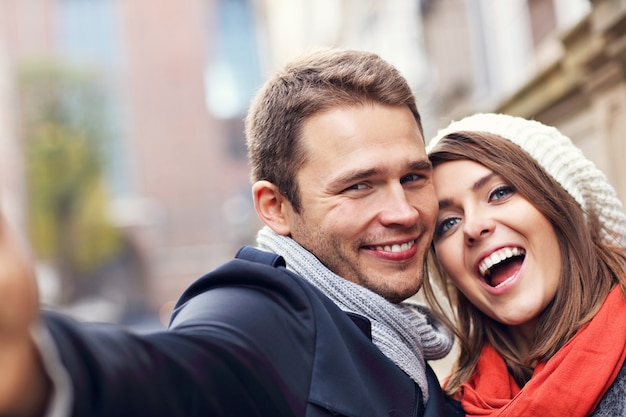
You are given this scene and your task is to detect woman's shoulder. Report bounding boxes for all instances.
[592,360,626,416]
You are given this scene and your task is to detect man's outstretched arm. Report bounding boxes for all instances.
[0,217,51,417]
[0,334,51,417]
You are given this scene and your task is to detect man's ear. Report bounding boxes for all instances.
[252,180,292,235]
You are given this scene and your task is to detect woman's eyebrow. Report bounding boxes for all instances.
[437,171,498,211]
[472,172,498,192]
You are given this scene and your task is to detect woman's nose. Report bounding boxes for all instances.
[463,214,495,244]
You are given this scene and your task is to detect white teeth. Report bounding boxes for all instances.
[374,240,415,253]
[478,247,525,277]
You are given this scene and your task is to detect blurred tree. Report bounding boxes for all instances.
[18,61,122,304]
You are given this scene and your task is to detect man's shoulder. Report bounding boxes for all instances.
[168,246,332,333]
[168,245,375,346]
[173,246,312,308]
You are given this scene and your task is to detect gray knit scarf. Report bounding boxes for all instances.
[256,227,454,401]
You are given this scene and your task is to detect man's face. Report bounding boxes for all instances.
[282,103,437,302]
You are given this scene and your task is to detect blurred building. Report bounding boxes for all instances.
[0,0,432,325]
[0,0,261,325]
[252,0,430,92]
[421,0,626,206]
[0,5,25,233]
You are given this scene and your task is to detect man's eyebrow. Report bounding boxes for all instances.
[438,171,498,211]
[330,159,433,185]
[328,168,379,189]
[408,159,433,171]
[328,159,432,189]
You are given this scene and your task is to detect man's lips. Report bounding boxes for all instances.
[362,239,418,261]
[371,239,416,253]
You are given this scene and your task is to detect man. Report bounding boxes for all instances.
[0,48,455,417]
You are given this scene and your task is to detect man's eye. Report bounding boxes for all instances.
[400,173,424,184]
[344,183,368,192]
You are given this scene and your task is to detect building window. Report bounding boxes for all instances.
[57,0,131,196]
[205,0,262,121]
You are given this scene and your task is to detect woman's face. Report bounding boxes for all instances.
[432,159,561,336]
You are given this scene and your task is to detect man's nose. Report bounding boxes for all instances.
[378,186,420,227]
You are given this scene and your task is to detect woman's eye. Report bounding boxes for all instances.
[489,185,515,202]
[435,217,460,237]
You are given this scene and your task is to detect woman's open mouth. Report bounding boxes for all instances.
[477,247,526,287]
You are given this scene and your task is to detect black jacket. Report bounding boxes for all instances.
[44,246,462,416]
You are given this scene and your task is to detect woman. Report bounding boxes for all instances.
[424,113,626,416]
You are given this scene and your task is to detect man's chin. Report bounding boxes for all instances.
[378,281,422,304]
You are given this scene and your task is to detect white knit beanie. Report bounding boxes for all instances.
[428,113,626,246]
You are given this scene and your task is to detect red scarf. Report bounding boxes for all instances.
[458,286,626,417]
